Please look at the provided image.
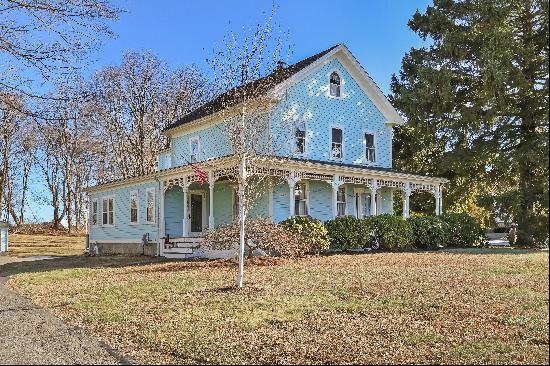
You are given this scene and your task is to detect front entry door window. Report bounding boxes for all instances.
[190,194,203,232]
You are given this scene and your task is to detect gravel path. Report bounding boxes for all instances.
[0,257,131,365]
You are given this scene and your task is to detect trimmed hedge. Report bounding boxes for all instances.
[441,212,485,247]
[364,214,414,251]
[324,212,484,251]
[408,215,449,250]
[324,216,369,250]
[280,216,330,253]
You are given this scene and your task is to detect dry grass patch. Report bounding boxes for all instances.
[6,250,549,364]
[8,234,85,257]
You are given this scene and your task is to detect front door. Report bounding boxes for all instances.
[190,193,203,232]
[355,189,372,218]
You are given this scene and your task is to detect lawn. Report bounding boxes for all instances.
[5,249,549,364]
[7,234,86,257]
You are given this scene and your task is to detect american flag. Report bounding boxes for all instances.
[191,163,208,184]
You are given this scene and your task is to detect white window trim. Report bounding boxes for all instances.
[292,121,307,157]
[294,181,309,217]
[90,198,98,228]
[328,69,344,99]
[129,190,139,225]
[363,130,377,165]
[145,187,156,224]
[102,195,115,227]
[329,124,344,161]
[189,136,201,163]
[337,185,347,217]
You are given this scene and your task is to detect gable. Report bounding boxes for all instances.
[272,45,404,126]
[270,56,394,168]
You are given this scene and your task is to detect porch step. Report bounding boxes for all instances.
[164,247,194,255]
[163,237,204,259]
[169,237,204,244]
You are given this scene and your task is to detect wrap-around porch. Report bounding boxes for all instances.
[157,157,446,245]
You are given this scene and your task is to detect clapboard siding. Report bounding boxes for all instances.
[271,57,392,168]
[89,181,159,242]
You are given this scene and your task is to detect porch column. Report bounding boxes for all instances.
[287,174,298,218]
[370,179,378,216]
[331,177,343,219]
[403,182,411,219]
[439,185,444,215]
[159,182,165,257]
[208,171,216,230]
[182,184,189,237]
[435,185,442,216]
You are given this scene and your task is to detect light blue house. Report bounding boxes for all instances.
[86,45,447,258]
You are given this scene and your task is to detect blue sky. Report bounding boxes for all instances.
[28,0,432,222]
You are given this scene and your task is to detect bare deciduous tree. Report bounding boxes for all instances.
[0,0,121,96]
[89,52,213,180]
[205,10,292,287]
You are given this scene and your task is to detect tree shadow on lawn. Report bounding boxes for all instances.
[0,255,172,278]
[0,255,269,278]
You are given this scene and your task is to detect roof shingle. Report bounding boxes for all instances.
[163,45,340,132]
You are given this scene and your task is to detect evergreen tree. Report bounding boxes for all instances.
[392,0,549,245]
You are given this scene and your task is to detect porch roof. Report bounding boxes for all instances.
[86,154,448,194]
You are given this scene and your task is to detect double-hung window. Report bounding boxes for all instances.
[329,72,341,97]
[190,137,200,163]
[91,199,98,227]
[294,122,306,155]
[130,191,138,224]
[365,133,376,163]
[146,188,155,223]
[102,197,114,226]
[331,127,343,160]
[294,183,308,216]
[337,187,346,216]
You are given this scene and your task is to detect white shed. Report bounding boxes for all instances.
[0,221,8,254]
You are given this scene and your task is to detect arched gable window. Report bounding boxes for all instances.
[329,72,341,97]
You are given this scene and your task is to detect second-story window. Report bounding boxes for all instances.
[329,72,341,97]
[331,127,343,160]
[365,133,376,162]
[190,137,200,163]
[294,122,306,155]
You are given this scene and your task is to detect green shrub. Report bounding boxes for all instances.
[442,212,485,247]
[280,216,330,253]
[324,216,369,250]
[407,216,449,250]
[364,214,414,251]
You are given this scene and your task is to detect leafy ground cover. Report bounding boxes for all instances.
[6,249,549,364]
[8,234,86,257]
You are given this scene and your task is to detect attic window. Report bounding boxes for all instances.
[329,72,341,97]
